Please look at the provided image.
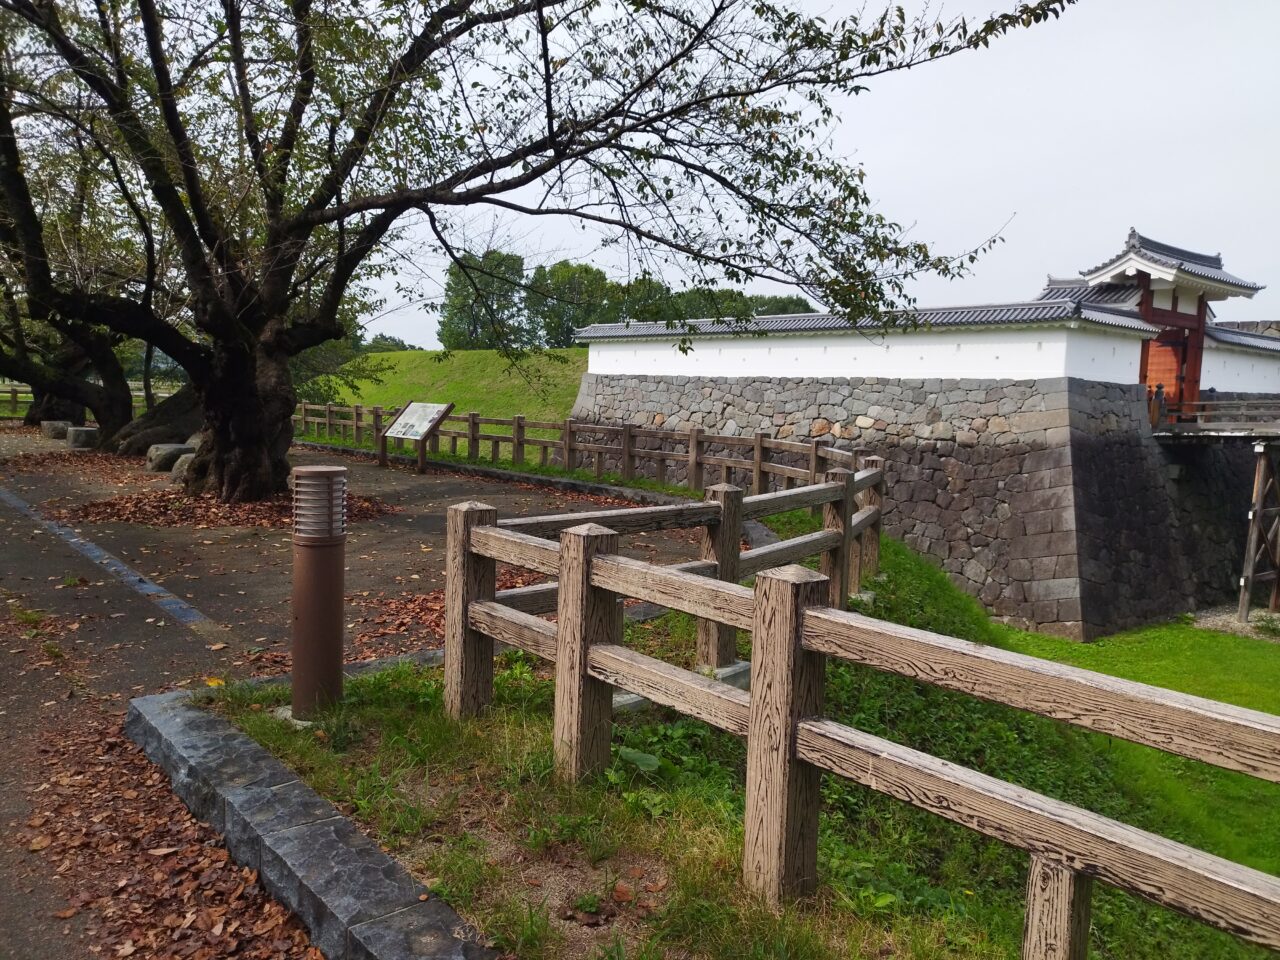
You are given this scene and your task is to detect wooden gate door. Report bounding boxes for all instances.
[1144,337,1185,405]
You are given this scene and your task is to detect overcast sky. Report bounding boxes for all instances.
[368,0,1280,347]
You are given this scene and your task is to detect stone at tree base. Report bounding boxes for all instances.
[40,420,72,439]
[186,432,204,452]
[170,452,196,484]
[65,426,100,449]
[146,443,196,472]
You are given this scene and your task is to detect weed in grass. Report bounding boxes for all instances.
[1252,613,1280,638]
[488,897,560,959]
[41,640,64,659]
[11,605,44,627]
[573,892,602,914]
[592,935,665,960]
[429,834,496,910]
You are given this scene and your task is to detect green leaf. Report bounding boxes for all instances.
[617,746,660,772]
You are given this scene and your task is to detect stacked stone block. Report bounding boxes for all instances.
[573,372,1267,639]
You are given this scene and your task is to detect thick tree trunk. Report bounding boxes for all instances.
[24,387,86,426]
[107,384,202,455]
[185,344,295,501]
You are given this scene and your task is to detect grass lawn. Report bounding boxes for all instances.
[335,348,587,423]
[213,529,1279,959]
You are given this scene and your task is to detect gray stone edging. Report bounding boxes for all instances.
[126,644,753,957]
[290,439,778,549]
[125,680,496,960]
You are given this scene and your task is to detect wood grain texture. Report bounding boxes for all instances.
[820,469,857,607]
[741,482,843,519]
[743,565,828,905]
[468,601,557,660]
[852,465,884,493]
[498,501,720,538]
[587,644,750,736]
[697,485,744,670]
[688,425,704,492]
[738,530,843,578]
[591,554,754,630]
[494,558,718,615]
[859,456,885,578]
[469,526,561,575]
[795,718,1280,948]
[801,607,1280,783]
[444,502,497,719]
[1023,856,1091,960]
[554,524,621,781]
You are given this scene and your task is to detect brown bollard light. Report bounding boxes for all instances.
[290,465,347,720]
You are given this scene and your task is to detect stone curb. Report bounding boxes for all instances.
[290,439,779,549]
[125,687,496,960]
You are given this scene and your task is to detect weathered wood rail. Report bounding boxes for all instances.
[291,402,865,492]
[1153,397,1280,438]
[442,492,1280,957]
[0,382,175,419]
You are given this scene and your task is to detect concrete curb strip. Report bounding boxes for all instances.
[125,686,496,960]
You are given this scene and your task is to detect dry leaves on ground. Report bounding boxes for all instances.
[47,489,398,529]
[345,565,546,652]
[17,715,318,960]
[1,452,158,487]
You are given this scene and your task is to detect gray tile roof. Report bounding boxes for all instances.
[1038,277,1137,306]
[576,297,1159,342]
[1206,325,1280,355]
[1082,228,1264,292]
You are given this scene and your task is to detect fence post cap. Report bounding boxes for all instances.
[755,564,827,585]
[705,483,743,495]
[823,466,852,477]
[448,500,496,514]
[560,521,618,539]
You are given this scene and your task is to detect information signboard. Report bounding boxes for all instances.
[383,402,454,441]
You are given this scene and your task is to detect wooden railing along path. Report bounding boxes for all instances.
[292,402,864,493]
[0,381,174,418]
[442,485,1280,957]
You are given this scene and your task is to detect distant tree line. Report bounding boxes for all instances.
[437,250,814,351]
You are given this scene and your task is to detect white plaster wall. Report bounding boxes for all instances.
[1201,341,1280,393]
[587,325,1145,384]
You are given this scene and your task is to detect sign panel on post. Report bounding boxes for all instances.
[384,402,454,441]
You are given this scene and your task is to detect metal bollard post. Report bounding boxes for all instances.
[291,465,347,720]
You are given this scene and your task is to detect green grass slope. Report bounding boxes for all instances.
[337,348,587,423]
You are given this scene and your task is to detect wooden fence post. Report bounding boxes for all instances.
[373,407,388,467]
[688,425,704,493]
[697,484,744,670]
[468,412,480,460]
[325,403,334,438]
[512,415,525,465]
[1022,856,1092,960]
[353,404,364,446]
[820,468,858,608]
[563,419,578,471]
[753,430,769,494]
[861,455,885,581]
[554,523,620,781]
[743,565,827,906]
[9,386,18,413]
[444,502,498,719]
[620,423,634,482]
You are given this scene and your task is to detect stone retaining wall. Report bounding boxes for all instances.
[573,372,1262,639]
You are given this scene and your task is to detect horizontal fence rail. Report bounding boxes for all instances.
[441,481,1280,956]
[291,401,874,494]
[1,382,176,419]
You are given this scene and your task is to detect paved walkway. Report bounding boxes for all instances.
[0,429,699,957]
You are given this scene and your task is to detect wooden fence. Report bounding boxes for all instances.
[0,382,175,419]
[293,402,865,493]
[442,483,1280,956]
